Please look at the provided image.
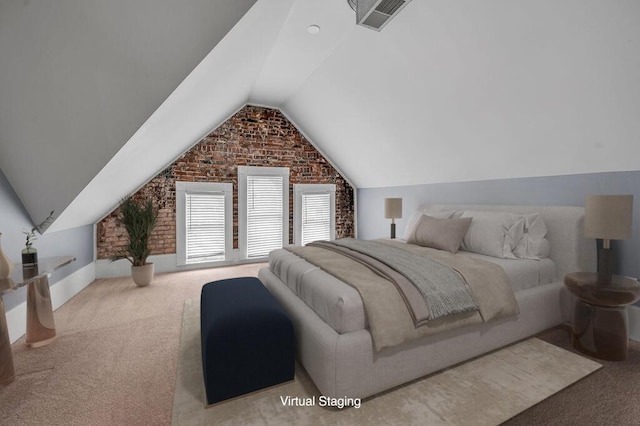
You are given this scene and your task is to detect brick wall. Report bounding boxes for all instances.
[96,105,355,259]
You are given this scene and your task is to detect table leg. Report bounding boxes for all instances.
[572,300,628,361]
[1,297,16,386]
[25,276,56,348]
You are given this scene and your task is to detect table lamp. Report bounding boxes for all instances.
[584,194,633,283]
[385,198,402,239]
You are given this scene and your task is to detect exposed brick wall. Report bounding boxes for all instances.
[97,105,355,259]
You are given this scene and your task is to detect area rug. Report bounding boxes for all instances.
[172,300,602,426]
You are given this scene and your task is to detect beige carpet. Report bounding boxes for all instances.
[0,263,265,426]
[172,300,602,426]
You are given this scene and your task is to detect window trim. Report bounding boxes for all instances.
[294,184,336,246]
[238,166,290,261]
[176,181,233,266]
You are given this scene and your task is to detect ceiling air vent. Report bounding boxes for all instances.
[347,0,411,31]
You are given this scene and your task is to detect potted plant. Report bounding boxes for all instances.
[22,210,55,266]
[110,196,158,287]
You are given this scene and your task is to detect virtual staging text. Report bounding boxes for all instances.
[280,395,361,409]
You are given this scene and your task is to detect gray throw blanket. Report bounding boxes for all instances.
[310,239,479,323]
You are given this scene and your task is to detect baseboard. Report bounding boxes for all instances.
[629,305,640,342]
[96,254,178,278]
[6,262,96,344]
[5,302,27,345]
[96,251,264,279]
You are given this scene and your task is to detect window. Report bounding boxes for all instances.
[294,184,336,246]
[238,166,289,260]
[176,182,233,265]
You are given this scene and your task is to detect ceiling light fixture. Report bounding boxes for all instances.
[307,25,321,34]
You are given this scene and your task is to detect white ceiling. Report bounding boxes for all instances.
[1,0,639,232]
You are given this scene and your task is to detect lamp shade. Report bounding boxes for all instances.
[584,195,633,240]
[384,198,402,219]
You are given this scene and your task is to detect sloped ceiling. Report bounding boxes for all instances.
[1,0,640,233]
[0,0,259,231]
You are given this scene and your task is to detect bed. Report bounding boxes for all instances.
[258,204,596,399]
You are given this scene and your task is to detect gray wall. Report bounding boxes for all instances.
[358,170,640,285]
[0,168,94,310]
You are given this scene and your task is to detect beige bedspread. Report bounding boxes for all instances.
[287,239,519,351]
[308,239,478,326]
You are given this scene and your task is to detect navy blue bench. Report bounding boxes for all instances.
[200,277,295,405]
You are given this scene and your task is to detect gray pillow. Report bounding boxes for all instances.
[402,210,456,241]
[409,215,472,253]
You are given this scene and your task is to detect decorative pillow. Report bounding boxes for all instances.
[403,209,456,241]
[409,215,472,253]
[459,211,524,259]
[513,213,549,259]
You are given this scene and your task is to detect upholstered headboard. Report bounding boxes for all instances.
[418,204,597,280]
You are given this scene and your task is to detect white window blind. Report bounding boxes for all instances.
[176,181,232,266]
[294,184,336,246]
[185,192,226,263]
[301,192,331,245]
[246,175,284,258]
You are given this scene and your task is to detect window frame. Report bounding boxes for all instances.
[238,166,290,261]
[294,184,336,246]
[176,181,233,266]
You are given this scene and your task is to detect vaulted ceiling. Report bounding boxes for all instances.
[1,0,639,232]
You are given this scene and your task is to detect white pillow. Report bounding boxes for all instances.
[403,209,456,241]
[538,239,551,258]
[513,213,549,259]
[459,211,523,259]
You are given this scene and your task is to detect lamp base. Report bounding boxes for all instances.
[597,248,614,284]
[390,223,396,239]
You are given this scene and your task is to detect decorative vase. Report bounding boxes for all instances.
[0,233,14,280]
[21,248,38,266]
[131,263,154,287]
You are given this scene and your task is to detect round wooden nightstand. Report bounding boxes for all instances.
[564,272,640,361]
